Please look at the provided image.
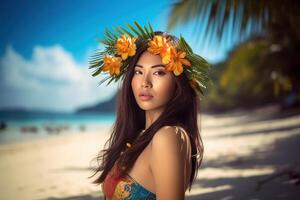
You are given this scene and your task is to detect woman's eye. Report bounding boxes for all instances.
[154,71,166,76]
[134,70,141,75]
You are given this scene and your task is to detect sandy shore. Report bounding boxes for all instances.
[0,104,300,200]
[0,129,111,200]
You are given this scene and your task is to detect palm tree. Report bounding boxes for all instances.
[167,0,300,106]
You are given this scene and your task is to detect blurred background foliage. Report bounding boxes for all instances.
[167,0,300,112]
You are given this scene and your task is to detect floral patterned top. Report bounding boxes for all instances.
[102,164,156,200]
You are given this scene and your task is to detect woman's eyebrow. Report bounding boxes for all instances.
[135,64,165,68]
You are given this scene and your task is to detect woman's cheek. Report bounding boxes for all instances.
[155,79,173,103]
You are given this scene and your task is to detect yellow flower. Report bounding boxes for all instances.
[102,55,122,76]
[115,34,137,60]
[147,35,170,55]
[166,48,191,76]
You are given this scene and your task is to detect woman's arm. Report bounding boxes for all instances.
[150,126,186,200]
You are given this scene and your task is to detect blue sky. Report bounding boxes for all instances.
[0,0,237,112]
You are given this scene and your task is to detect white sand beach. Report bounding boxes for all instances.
[0,104,300,200]
[0,129,110,200]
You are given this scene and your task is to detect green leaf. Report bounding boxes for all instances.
[97,76,111,86]
[187,55,209,72]
[179,34,193,54]
[112,26,124,37]
[98,36,114,45]
[134,21,147,39]
[104,28,117,40]
[148,20,154,37]
[92,68,102,77]
[106,76,116,86]
[126,22,141,37]
[118,25,134,37]
[144,25,150,37]
[105,28,118,40]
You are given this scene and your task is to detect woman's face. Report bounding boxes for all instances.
[131,51,176,112]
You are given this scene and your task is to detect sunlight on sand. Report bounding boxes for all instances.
[197,167,275,179]
[188,184,233,196]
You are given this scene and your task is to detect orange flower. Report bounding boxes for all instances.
[160,42,173,64]
[102,55,122,76]
[148,35,169,54]
[115,34,137,60]
[166,48,191,76]
[148,35,174,64]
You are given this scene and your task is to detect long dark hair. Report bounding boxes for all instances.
[89,31,204,192]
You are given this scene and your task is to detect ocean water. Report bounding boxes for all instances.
[0,112,116,144]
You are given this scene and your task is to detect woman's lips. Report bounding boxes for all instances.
[139,95,153,101]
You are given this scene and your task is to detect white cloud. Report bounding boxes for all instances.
[0,45,119,113]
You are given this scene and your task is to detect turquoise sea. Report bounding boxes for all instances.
[0,112,116,144]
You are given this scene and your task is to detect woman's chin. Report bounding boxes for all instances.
[137,101,155,110]
[138,105,156,111]
[137,102,166,112]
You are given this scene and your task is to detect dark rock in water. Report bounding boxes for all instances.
[43,125,66,135]
[20,126,38,134]
[0,121,7,131]
[44,126,59,134]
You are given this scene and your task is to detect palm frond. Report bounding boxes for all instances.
[126,23,142,38]
[112,26,125,37]
[104,28,118,40]
[134,21,148,39]
[178,34,193,54]
[105,76,116,86]
[144,25,150,36]
[92,67,102,77]
[118,25,134,37]
[97,76,111,86]
[167,0,270,45]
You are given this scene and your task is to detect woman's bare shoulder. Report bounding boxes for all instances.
[149,125,191,165]
[150,125,189,152]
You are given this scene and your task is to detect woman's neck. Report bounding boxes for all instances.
[145,107,164,129]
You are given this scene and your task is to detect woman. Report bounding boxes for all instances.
[89,22,211,200]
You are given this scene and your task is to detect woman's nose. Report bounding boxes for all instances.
[142,81,152,88]
[141,73,152,88]
[142,79,152,88]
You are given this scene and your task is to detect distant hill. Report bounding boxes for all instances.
[76,93,117,113]
[0,108,67,115]
[0,94,118,116]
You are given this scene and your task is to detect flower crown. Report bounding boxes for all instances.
[89,21,212,97]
